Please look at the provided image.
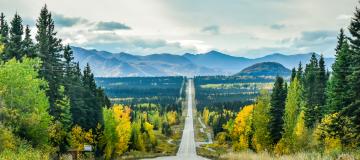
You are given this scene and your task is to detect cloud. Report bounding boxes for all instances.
[53,13,88,27]
[292,30,337,48]
[336,14,352,20]
[270,24,286,30]
[94,21,131,31]
[201,25,220,35]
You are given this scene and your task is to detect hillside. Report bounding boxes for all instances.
[234,62,291,77]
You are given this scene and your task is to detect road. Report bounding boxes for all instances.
[144,79,207,160]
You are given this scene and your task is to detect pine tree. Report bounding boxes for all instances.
[269,76,287,144]
[82,63,103,129]
[291,67,296,81]
[345,5,360,132]
[5,13,23,60]
[35,5,64,119]
[303,53,319,128]
[326,30,352,114]
[22,25,35,58]
[296,62,303,81]
[0,12,9,44]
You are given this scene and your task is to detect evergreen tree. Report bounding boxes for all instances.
[0,12,9,43]
[82,63,103,129]
[5,13,23,60]
[345,5,360,132]
[269,76,287,144]
[22,25,36,58]
[303,53,320,128]
[326,30,352,114]
[291,67,296,81]
[35,5,64,119]
[296,62,303,81]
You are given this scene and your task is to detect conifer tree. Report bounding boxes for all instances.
[291,68,296,81]
[6,13,23,60]
[326,30,352,114]
[35,5,64,119]
[0,12,9,44]
[269,76,287,144]
[345,6,360,132]
[22,25,35,58]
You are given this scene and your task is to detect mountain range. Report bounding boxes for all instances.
[71,46,335,77]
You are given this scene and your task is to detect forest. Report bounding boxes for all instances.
[196,9,360,160]
[0,5,185,160]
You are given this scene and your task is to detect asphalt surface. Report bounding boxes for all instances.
[144,79,207,160]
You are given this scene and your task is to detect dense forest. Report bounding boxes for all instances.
[198,6,360,159]
[0,5,184,160]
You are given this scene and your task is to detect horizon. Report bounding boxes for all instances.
[1,0,356,58]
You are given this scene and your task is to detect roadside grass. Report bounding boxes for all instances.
[219,150,360,160]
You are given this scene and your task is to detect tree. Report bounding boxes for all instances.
[35,5,64,120]
[0,58,52,147]
[346,4,360,133]
[326,31,352,114]
[252,90,272,152]
[22,25,35,58]
[275,77,303,154]
[5,13,23,61]
[232,105,254,151]
[82,63,103,129]
[101,104,131,159]
[290,67,296,81]
[130,121,145,151]
[269,76,286,144]
[0,12,9,44]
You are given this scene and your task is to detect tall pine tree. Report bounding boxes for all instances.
[269,76,287,144]
[346,5,360,132]
[6,13,23,60]
[22,25,36,58]
[35,5,64,120]
[0,12,9,44]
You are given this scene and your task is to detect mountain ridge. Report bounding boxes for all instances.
[71,46,335,77]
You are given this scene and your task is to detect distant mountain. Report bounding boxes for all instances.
[234,62,291,77]
[71,46,335,77]
[71,46,218,77]
[184,51,335,73]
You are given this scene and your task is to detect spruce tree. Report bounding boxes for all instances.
[296,62,303,81]
[326,30,352,114]
[269,76,287,144]
[0,12,9,43]
[345,5,360,131]
[35,5,64,118]
[291,67,296,81]
[6,13,23,60]
[22,25,35,58]
[303,53,319,128]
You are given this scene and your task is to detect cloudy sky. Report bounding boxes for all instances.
[0,0,357,57]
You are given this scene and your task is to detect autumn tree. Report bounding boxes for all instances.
[232,105,254,151]
[252,90,272,152]
[101,104,131,159]
[275,77,303,154]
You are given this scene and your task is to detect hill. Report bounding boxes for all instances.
[234,62,291,77]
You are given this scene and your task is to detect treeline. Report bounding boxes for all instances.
[205,6,360,156]
[0,5,128,159]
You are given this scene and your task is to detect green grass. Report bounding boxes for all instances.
[200,83,273,90]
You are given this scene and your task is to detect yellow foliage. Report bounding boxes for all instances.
[0,124,16,151]
[203,108,210,125]
[166,111,177,125]
[144,122,156,145]
[105,104,132,158]
[232,105,254,151]
[68,125,94,152]
[324,137,342,154]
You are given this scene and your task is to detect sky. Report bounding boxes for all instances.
[0,0,358,58]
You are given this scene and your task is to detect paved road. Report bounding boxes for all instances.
[144,79,207,160]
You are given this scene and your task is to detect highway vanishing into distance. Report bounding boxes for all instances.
[145,79,208,160]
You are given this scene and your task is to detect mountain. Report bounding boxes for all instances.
[71,46,218,77]
[184,51,335,72]
[71,46,335,77]
[234,62,291,77]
